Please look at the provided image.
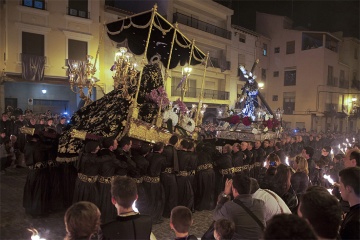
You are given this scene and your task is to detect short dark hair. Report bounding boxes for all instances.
[138,143,151,156]
[249,178,260,194]
[169,135,179,145]
[180,139,189,149]
[102,137,115,149]
[275,142,282,149]
[299,191,342,238]
[118,136,131,148]
[232,174,251,195]
[214,219,235,240]
[323,146,331,152]
[339,167,360,197]
[303,146,314,158]
[263,139,270,144]
[187,140,194,150]
[153,142,164,152]
[170,206,192,233]
[111,176,137,208]
[349,150,360,166]
[264,214,317,240]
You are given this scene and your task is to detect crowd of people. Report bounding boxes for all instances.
[1,106,360,239]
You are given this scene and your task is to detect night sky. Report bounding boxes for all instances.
[216,0,359,38]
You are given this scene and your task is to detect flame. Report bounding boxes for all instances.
[323,174,335,185]
[27,228,46,240]
[285,157,289,166]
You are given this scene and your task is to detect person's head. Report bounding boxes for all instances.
[60,117,66,124]
[138,143,151,156]
[170,206,193,235]
[29,118,36,125]
[338,167,360,204]
[111,176,137,210]
[187,140,194,151]
[266,153,281,168]
[263,139,270,148]
[153,142,164,153]
[263,214,317,240]
[240,141,248,151]
[343,149,360,167]
[47,118,54,126]
[298,190,342,239]
[333,154,343,163]
[274,142,282,151]
[118,137,132,152]
[223,144,232,154]
[85,141,100,154]
[169,135,179,146]
[302,146,314,159]
[102,137,118,151]
[315,158,326,169]
[2,113,8,121]
[274,164,291,194]
[39,118,45,125]
[249,178,260,194]
[232,143,240,153]
[214,219,235,240]
[232,174,251,197]
[295,156,309,175]
[180,139,189,150]
[247,142,254,150]
[321,146,331,157]
[64,201,100,240]
[254,140,261,149]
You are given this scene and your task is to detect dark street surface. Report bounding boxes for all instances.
[0,168,213,239]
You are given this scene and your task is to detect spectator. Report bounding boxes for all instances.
[291,156,310,195]
[101,176,152,239]
[170,206,197,240]
[213,175,265,239]
[338,167,360,240]
[64,201,101,240]
[263,214,317,240]
[298,188,342,239]
[250,178,291,222]
[214,218,235,240]
[343,149,360,167]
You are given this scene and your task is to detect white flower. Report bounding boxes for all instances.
[264,127,268,132]
[252,128,258,134]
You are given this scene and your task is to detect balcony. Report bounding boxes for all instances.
[339,79,349,89]
[173,12,231,40]
[327,77,338,87]
[22,0,46,10]
[209,57,230,71]
[171,86,229,100]
[67,7,90,19]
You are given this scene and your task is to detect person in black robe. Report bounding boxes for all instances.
[98,137,126,224]
[176,139,194,210]
[187,140,197,212]
[194,142,215,211]
[127,142,151,215]
[23,134,50,217]
[232,143,245,175]
[143,142,165,224]
[161,135,179,218]
[214,144,233,199]
[73,141,101,206]
[252,140,265,180]
[100,176,152,240]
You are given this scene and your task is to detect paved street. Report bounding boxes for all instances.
[0,168,213,239]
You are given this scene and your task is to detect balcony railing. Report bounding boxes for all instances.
[22,0,46,10]
[339,79,349,89]
[67,7,90,19]
[209,57,230,71]
[173,12,231,40]
[327,77,338,87]
[171,86,229,100]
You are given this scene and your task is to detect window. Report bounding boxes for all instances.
[68,39,87,61]
[261,69,267,81]
[272,95,278,101]
[22,0,45,10]
[274,47,280,53]
[339,70,348,89]
[263,43,267,56]
[273,71,279,77]
[284,70,296,86]
[286,41,295,54]
[238,33,246,43]
[283,92,295,114]
[22,32,44,56]
[68,0,88,18]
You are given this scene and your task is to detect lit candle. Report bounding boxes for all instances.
[285,157,289,166]
[323,174,335,185]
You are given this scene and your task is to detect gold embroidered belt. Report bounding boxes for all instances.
[28,162,47,170]
[98,175,121,184]
[78,173,98,183]
[254,162,262,167]
[47,160,59,167]
[132,177,143,184]
[188,170,195,176]
[220,167,234,175]
[197,163,213,171]
[176,171,188,177]
[143,176,160,183]
[162,168,174,174]
[234,166,244,173]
